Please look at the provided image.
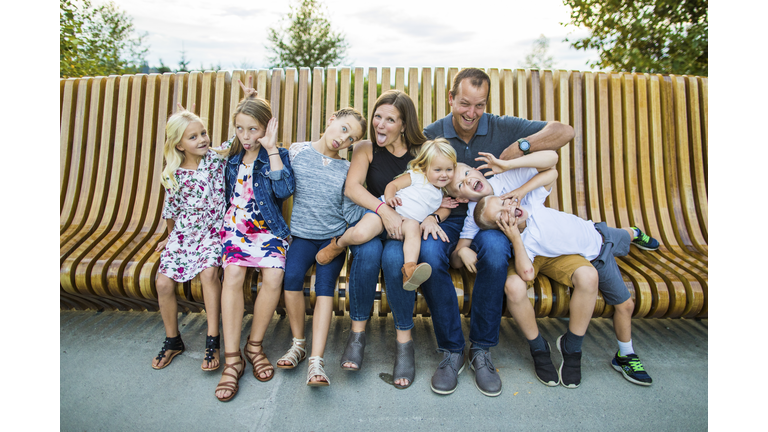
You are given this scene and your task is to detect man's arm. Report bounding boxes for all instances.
[500,121,574,161]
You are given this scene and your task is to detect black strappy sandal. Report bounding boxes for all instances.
[152,334,185,370]
[201,335,221,371]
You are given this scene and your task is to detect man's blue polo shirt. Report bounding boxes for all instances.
[423,112,547,169]
[423,112,547,217]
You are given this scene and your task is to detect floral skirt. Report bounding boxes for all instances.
[220,205,288,270]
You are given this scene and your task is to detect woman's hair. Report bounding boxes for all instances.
[332,107,367,138]
[227,97,273,157]
[369,90,427,156]
[161,110,205,192]
[407,138,457,176]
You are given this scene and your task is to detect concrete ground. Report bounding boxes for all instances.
[60,310,708,431]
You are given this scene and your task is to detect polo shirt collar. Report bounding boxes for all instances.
[443,113,489,141]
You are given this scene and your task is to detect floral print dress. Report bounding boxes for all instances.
[159,148,227,282]
[220,161,289,270]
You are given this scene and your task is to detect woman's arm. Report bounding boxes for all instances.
[345,142,405,239]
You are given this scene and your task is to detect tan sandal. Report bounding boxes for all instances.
[245,339,274,382]
[307,356,330,386]
[215,351,245,402]
[277,337,307,369]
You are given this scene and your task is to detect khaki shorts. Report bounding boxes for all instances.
[507,254,592,288]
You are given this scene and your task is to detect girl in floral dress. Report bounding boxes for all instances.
[152,105,228,372]
[215,81,295,402]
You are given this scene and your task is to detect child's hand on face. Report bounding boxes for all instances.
[496,212,520,241]
[440,196,459,209]
[386,196,402,208]
[499,188,525,206]
[475,152,507,176]
[238,76,258,99]
[258,118,279,151]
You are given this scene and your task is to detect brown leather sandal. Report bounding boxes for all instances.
[215,351,245,402]
[245,339,274,382]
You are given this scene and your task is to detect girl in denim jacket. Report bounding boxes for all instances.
[215,81,295,402]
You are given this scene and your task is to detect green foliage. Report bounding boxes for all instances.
[521,34,555,69]
[60,0,148,78]
[562,0,707,76]
[266,0,348,69]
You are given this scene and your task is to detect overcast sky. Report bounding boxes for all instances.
[113,0,599,72]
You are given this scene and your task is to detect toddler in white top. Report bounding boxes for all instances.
[316,138,457,291]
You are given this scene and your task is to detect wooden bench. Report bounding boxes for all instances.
[60,67,708,319]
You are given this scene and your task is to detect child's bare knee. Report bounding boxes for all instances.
[504,276,528,303]
[572,266,598,294]
[199,267,220,284]
[614,298,634,315]
[156,276,176,297]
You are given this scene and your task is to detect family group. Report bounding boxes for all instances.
[150,68,659,401]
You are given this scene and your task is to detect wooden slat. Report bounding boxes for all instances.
[268,68,283,140]
[311,67,324,141]
[421,67,432,128]
[380,67,391,94]
[296,67,311,143]
[394,67,405,92]
[60,78,79,211]
[324,67,337,132]
[367,67,378,133]
[227,69,245,139]
[500,69,514,117]
[408,67,419,122]
[527,69,541,121]
[433,68,446,120]
[281,68,297,147]
[339,67,351,109]
[553,70,573,214]
[61,78,92,231]
[487,68,500,116]
[687,76,708,240]
[540,71,558,210]
[514,69,527,119]
[353,67,365,114]
[585,72,606,223]
[198,71,216,134]
[61,76,118,263]
[61,77,104,244]
[569,71,587,220]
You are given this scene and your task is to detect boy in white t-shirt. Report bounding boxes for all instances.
[473,161,660,388]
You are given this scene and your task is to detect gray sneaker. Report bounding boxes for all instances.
[430,349,466,395]
[470,347,502,397]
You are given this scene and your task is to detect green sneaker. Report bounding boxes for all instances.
[611,351,652,386]
[631,227,659,251]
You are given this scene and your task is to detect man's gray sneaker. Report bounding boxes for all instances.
[470,347,502,397]
[430,349,465,395]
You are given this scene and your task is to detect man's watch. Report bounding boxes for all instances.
[518,138,531,155]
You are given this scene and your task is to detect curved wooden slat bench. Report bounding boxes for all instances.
[60,67,707,321]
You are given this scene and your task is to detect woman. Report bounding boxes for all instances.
[340,90,449,389]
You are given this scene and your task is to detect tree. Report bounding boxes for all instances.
[60,0,148,78]
[562,0,707,76]
[520,34,555,69]
[266,0,348,69]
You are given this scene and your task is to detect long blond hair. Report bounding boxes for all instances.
[161,111,206,193]
[407,138,457,176]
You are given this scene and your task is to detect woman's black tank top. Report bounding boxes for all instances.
[365,147,414,198]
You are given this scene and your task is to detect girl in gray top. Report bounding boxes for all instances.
[277,108,367,386]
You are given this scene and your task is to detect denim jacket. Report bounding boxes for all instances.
[224,142,295,239]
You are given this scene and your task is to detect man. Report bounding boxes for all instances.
[419,68,574,396]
